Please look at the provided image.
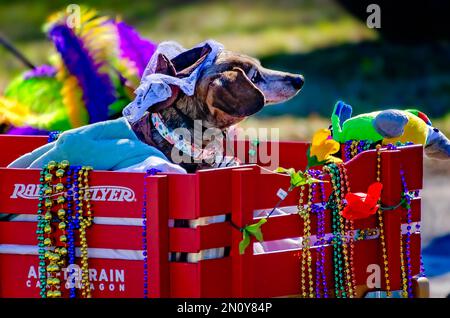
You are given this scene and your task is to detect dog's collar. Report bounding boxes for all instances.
[151,112,219,161]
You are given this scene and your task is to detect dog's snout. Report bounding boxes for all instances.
[290,75,304,90]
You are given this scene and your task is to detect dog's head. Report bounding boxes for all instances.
[152,44,304,129]
[196,50,304,127]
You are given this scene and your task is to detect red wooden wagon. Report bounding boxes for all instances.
[0,135,428,298]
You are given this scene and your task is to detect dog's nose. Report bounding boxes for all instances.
[291,75,304,90]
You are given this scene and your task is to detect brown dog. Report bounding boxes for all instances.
[131,44,304,172]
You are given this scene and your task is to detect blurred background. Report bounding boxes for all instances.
[0,0,449,297]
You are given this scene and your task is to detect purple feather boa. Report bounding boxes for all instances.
[115,21,157,77]
[23,65,57,80]
[7,126,49,136]
[49,24,116,123]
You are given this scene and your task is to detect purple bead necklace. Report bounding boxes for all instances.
[317,171,329,297]
[400,167,414,297]
[309,177,321,297]
[343,140,372,162]
[386,143,415,296]
[142,168,160,298]
[343,141,352,162]
[308,169,328,298]
[413,190,426,278]
[66,167,77,298]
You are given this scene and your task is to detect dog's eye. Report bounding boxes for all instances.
[251,70,262,83]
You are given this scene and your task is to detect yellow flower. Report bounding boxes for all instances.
[310,128,342,163]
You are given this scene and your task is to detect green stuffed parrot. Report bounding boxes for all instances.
[331,101,450,160]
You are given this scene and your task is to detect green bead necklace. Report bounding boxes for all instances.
[324,164,347,297]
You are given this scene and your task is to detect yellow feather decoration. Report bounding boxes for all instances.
[0,96,66,129]
[46,7,117,127]
[60,75,88,128]
[46,7,118,71]
[53,57,87,128]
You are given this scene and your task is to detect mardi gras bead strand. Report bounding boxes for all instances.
[350,141,358,159]
[54,161,70,290]
[65,165,77,298]
[305,180,315,298]
[37,167,51,298]
[324,164,345,297]
[328,163,353,297]
[309,169,328,298]
[72,165,94,297]
[48,162,69,298]
[408,190,426,279]
[299,186,306,297]
[55,162,70,249]
[77,167,88,297]
[399,224,409,298]
[317,172,329,298]
[338,164,357,298]
[142,173,149,298]
[334,165,352,299]
[385,144,408,298]
[375,144,392,297]
[343,141,351,162]
[356,141,364,155]
[37,161,70,298]
[310,182,322,298]
[330,164,351,298]
[344,140,372,161]
[298,183,314,298]
[417,212,426,277]
[48,131,61,143]
[41,164,59,298]
[77,166,93,298]
[309,176,321,298]
[323,165,339,296]
[358,140,371,154]
[141,168,160,298]
[387,144,422,295]
[43,163,58,298]
[400,167,414,298]
[305,177,315,298]
[72,165,85,296]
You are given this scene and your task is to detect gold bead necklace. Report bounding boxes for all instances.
[338,164,357,298]
[375,145,391,297]
[77,166,93,298]
[299,184,314,298]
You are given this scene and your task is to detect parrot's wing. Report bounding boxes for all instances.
[373,109,408,138]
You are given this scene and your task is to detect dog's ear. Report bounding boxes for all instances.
[150,53,180,112]
[205,67,265,117]
[150,46,212,112]
[171,44,212,77]
[155,53,177,76]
